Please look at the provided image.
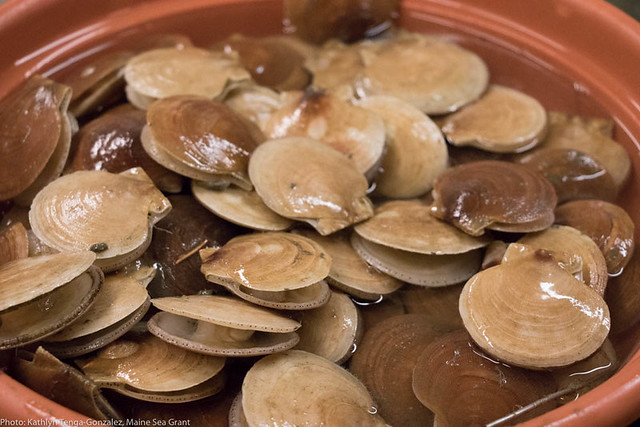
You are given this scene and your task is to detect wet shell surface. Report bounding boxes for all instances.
[223,85,282,130]
[242,350,386,426]
[305,41,364,93]
[0,222,29,266]
[441,85,548,153]
[248,137,373,235]
[605,250,640,334]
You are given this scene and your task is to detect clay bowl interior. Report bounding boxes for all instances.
[1,0,640,425]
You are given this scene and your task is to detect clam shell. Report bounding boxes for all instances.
[29,169,171,272]
[242,350,386,426]
[355,199,490,255]
[224,85,282,130]
[142,95,259,189]
[351,233,482,287]
[305,40,364,92]
[555,200,635,275]
[217,279,332,311]
[459,246,610,368]
[604,250,640,335]
[295,291,360,364]
[263,90,386,176]
[0,76,71,200]
[0,222,29,266]
[430,160,557,236]
[356,95,448,198]
[519,225,609,296]
[481,240,509,270]
[124,47,250,107]
[441,85,548,153]
[192,181,293,231]
[356,33,489,114]
[293,229,402,300]
[229,392,249,427]
[248,137,374,235]
[400,285,465,330]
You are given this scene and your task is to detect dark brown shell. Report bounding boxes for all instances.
[606,250,640,335]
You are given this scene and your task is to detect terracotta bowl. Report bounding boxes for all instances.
[1,0,640,425]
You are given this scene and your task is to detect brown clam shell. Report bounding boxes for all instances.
[555,200,635,275]
[401,285,465,330]
[430,160,557,236]
[605,250,640,335]
[305,40,364,92]
[0,222,29,266]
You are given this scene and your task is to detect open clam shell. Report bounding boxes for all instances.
[142,95,260,189]
[459,244,610,368]
[263,90,386,176]
[77,332,226,403]
[224,85,282,130]
[124,47,250,109]
[148,295,300,357]
[519,225,609,296]
[29,169,171,272]
[356,95,448,198]
[0,75,72,201]
[555,200,635,275]
[430,160,557,236]
[351,233,481,287]
[355,199,490,255]
[305,40,364,93]
[192,181,293,231]
[0,251,103,349]
[293,229,402,300]
[0,222,29,266]
[356,33,489,115]
[242,350,386,426]
[248,137,373,235]
[441,85,548,153]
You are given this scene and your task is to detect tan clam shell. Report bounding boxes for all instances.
[355,199,490,255]
[356,95,449,198]
[224,85,282,130]
[293,229,402,300]
[0,76,72,201]
[77,332,226,402]
[305,40,364,93]
[242,350,386,426]
[356,33,489,114]
[0,222,29,266]
[191,181,293,231]
[142,95,259,190]
[217,279,332,311]
[200,232,331,292]
[441,85,548,153]
[29,169,171,272]
[248,137,374,235]
[351,233,482,287]
[229,392,250,427]
[124,47,250,108]
[263,90,386,176]
[459,245,610,368]
[519,225,609,296]
[295,291,360,364]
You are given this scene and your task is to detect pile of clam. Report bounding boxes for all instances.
[0,24,637,427]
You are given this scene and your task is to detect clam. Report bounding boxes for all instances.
[11,347,122,420]
[242,350,386,426]
[192,181,293,231]
[536,112,631,189]
[355,199,490,255]
[356,33,489,114]
[412,331,556,426]
[605,250,640,334]
[263,90,386,177]
[229,393,249,427]
[0,76,72,202]
[141,95,260,190]
[77,331,226,403]
[29,168,171,272]
[124,47,250,109]
[305,40,364,93]
[212,34,310,91]
[68,104,183,193]
[248,137,374,235]
[200,232,331,310]
[293,229,402,300]
[43,270,152,358]
[459,244,610,368]
[519,225,609,296]
[401,285,465,330]
[351,233,482,287]
[555,200,635,275]
[0,222,29,266]
[150,194,244,297]
[518,148,617,203]
[430,160,557,236]
[356,96,448,198]
[148,295,300,357]
[295,291,360,364]
[441,85,548,153]
[0,251,103,349]
[224,85,282,130]
[349,314,456,427]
